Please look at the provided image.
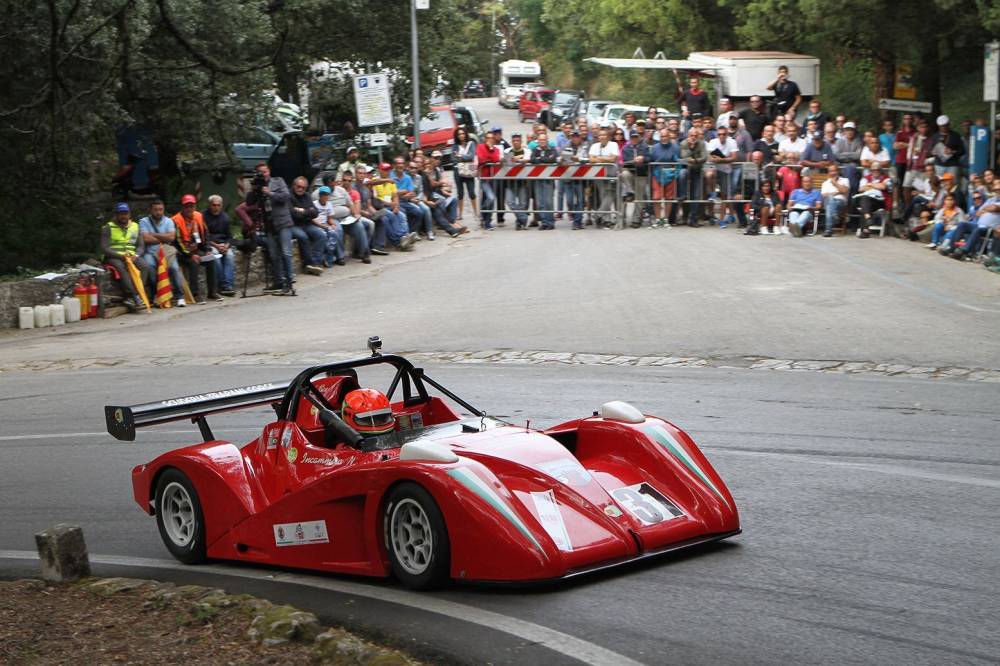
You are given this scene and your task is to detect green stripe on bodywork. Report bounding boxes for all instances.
[448,467,544,552]
[643,424,727,504]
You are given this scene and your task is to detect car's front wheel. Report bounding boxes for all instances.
[154,468,207,564]
[384,482,450,589]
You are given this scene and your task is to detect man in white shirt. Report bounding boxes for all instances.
[588,129,620,226]
[504,133,532,229]
[860,136,890,176]
[778,123,807,164]
[716,97,735,130]
[819,164,850,237]
[706,125,739,227]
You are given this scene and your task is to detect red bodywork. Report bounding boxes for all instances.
[131,377,739,583]
[518,88,555,121]
[407,105,457,156]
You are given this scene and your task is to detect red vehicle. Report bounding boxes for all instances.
[518,87,555,123]
[408,104,458,163]
[106,340,740,589]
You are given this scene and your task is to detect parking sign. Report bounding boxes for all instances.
[353,73,393,127]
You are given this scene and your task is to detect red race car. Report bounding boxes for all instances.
[106,339,740,589]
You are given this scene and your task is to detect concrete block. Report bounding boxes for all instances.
[35,523,91,582]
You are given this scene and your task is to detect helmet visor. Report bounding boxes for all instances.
[353,407,394,431]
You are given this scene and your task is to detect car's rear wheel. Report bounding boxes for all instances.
[154,468,207,564]
[384,482,450,589]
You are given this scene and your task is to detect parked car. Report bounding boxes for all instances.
[518,88,555,123]
[584,100,618,124]
[498,85,523,109]
[452,105,487,142]
[231,126,281,173]
[463,79,487,98]
[539,90,585,130]
[600,104,674,130]
[407,105,459,164]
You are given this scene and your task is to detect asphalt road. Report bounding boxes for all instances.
[1,97,998,664]
[1,362,998,664]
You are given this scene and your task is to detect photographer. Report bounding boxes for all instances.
[237,162,294,295]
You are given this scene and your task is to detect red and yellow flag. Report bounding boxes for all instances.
[155,247,172,309]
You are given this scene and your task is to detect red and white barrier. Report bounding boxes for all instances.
[492,164,613,179]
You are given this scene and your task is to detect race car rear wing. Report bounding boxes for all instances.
[105,381,290,442]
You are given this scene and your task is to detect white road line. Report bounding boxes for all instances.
[0,550,644,666]
[713,448,1000,489]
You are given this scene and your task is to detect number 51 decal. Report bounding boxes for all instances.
[610,483,684,525]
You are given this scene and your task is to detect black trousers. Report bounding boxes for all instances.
[178,252,218,297]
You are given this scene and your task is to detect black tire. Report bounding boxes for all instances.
[154,468,207,564]
[383,482,450,589]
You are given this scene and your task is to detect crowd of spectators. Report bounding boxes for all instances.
[99,66,1000,309]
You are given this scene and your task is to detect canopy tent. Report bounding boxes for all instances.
[583,57,721,72]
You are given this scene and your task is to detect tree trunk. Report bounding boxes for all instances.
[872,54,895,121]
[917,39,942,117]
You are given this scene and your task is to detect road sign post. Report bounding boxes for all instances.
[353,73,393,128]
[986,41,999,168]
[411,0,428,149]
[877,98,932,114]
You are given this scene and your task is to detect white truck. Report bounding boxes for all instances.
[584,50,820,119]
[498,59,542,108]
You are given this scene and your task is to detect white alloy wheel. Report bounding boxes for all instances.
[160,481,196,547]
[390,498,433,575]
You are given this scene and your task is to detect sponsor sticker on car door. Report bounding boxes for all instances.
[273,520,329,547]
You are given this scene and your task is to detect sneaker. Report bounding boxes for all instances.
[195,297,206,305]
[123,298,138,312]
[427,233,436,241]
[370,247,389,256]
[263,285,282,294]
[335,258,346,266]
[208,293,224,302]
[304,265,323,276]
[789,222,804,238]
[176,297,187,307]
[280,286,296,296]
[761,228,772,235]
[401,232,419,249]
[823,230,833,237]
[362,255,371,264]
[925,242,938,249]
[780,226,792,235]
[219,289,236,297]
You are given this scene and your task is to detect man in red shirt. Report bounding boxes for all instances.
[893,113,916,207]
[172,194,220,303]
[475,130,502,230]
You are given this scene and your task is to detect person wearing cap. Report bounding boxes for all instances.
[172,195,221,303]
[622,128,652,228]
[138,199,184,305]
[945,182,1000,259]
[101,202,149,311]
[834,121,864,196]
[312,185,346,266]
[371,162,417,250]
[559,131,588,229]
[530,132,558,229]
[337,146,366,181]
[930,115,965,181]
[800,130,835,176]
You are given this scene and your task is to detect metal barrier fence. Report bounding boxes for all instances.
[478,163,622,225]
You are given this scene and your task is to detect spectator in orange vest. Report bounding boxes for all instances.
[172,194,221,303]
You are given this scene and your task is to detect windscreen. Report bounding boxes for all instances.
[507,76,537,86]
[554,93,576,105]
[420,111,454,132]
[539,91,555,103]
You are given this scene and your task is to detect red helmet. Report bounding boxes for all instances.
[342,388,395,435]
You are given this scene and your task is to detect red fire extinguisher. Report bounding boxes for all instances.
[87,277,99,319]
[75,277,90,319]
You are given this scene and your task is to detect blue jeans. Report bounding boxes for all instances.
[506,182,531,227]
[400,201,433,235]
[216,248,235,290]
[323,225,345,264]
[535,181,555,227]
[824,196,845,232]
[564,182,583,226]
[480,179,496,227]
[679,168,701,223]
[376,208,409,247]
[789,209,813,228]
[141,250,183,297]
[289,224,325,267]
[342,221,369,257]
[261,228,294,288]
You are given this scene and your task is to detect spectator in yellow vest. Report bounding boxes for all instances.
[101,202,149,312]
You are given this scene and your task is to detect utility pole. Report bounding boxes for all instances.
[490,8,496,96]
[411,0,422,149]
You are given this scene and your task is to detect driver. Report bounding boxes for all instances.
[341,389,396,436]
